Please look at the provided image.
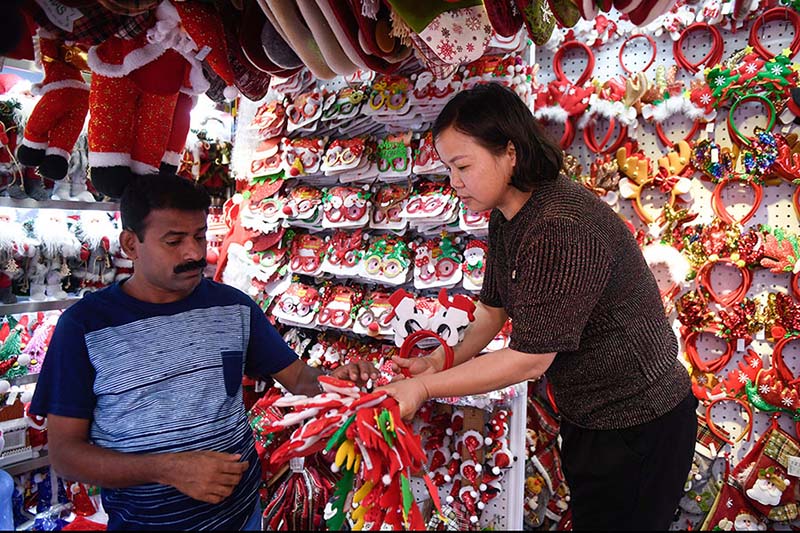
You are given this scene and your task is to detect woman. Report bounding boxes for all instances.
[379,83,696,530]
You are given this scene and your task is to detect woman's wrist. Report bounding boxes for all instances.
[419,376,433,401]
[429,348,447,372]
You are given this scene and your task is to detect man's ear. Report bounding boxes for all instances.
[119,229,140,260]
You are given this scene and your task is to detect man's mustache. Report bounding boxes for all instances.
[174,258,207,274]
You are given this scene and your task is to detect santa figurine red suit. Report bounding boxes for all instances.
[16,30,89,182]
[87,0,236,198]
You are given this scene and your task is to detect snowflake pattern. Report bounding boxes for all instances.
[466,43,474,53]
[441,28,451,39]
[750,358,760,368]
[700,94,712,104]
[452,23,464,35]
[738,371,749,383]
[714,76,727,87]
[759,384,771,394]
[783,396,795,407]
[437,40,456,61]
[745,63,759,74]
[771,65,784,76]
[696,375,708,385]
[726,498,734,508]
[466,16,481,31]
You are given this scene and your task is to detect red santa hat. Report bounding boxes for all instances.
[449,293,477,322]
[383,288,416,324]
[172,1,238,100]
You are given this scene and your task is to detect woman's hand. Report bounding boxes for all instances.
[390,348,444,378]
[377,378,430,421]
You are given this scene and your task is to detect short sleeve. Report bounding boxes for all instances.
[244,300,298,380]
[509,218,611,354]
[479,211,504,308]
[30,313,97,419]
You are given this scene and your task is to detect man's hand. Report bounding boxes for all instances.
[377,378,430,421]
[161,451,249,504]
[331,359,379,387]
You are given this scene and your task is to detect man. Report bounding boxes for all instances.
[31,173,377,530]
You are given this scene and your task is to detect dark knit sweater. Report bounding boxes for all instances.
[481,175,690,430]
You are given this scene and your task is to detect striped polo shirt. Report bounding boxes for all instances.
[31,279,297,530]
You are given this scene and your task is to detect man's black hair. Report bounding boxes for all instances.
[120,173,211,242]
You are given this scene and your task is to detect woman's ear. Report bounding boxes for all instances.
[119,229,140,260]
[506,141,517,167]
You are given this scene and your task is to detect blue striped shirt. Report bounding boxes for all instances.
[31,279,298,530]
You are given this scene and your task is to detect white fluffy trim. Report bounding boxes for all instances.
[89,152,131,168]
[21,138,48,150]
[131,161,159,175]
[32,79,88,97]
[88,42,167,79]
[45,147,71,160]
[642,243,691,286]
[534,106,569,123]
[161,150,181,166]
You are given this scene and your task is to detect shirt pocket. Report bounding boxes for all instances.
[221,350,244,397]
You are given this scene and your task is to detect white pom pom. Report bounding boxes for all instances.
[222,85,239,100]
[0,381,10,394]
[452,452,460,460]
[232,193,243,205]
[479,483,487,492]
[17,354,31,367]
[446,495,454,504]
[484,437,492,446]
[470,516,478,524]
[21,391,33,404]
[470,490,478,498]
[382,474,392,485]
[444,474,452,483]
[475,463,482,473]
[492,466,500,476]
[478,502,486,510]
[331,463,340,473]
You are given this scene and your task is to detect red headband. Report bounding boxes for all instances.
[696,258,753,308]
[619,33,657,76]
[553,40,595,86]
[749,7,800,60]
[711,178,763,226]
[684,326,734,375]
[674,23,724,74]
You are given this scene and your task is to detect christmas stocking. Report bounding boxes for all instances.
[17,32,89,181]
[734,416,800,522]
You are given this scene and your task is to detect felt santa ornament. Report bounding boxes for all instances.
[16,31,89,181]
[87,0,236,198]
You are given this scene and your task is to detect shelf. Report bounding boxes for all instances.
[0,197,118,212]
[3,453,49,476]
[0,297,81,314]
[11,373,40,386]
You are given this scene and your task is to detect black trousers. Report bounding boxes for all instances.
[560,394,698,530]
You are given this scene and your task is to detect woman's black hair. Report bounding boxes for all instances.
[120,173,211,241]
[432,82,563,192]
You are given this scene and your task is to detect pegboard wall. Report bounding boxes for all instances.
[536,16,800,466]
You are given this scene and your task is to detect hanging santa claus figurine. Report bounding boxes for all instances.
[16,31,89,183]
[86,0,237,198]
